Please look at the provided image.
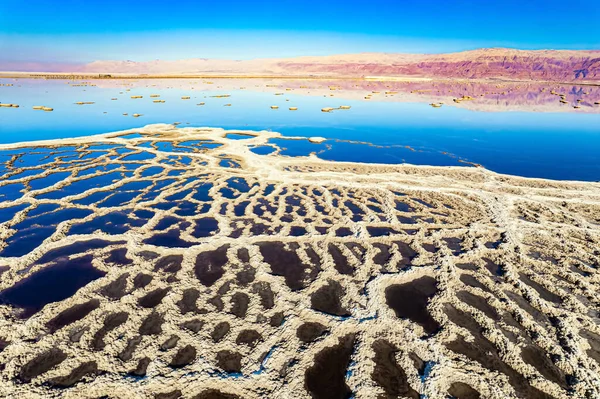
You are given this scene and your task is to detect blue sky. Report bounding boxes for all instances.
[1,0,598,63]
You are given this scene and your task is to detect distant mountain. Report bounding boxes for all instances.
[0,61,83,73]
[3,48,600,82]
[272,49,600,82]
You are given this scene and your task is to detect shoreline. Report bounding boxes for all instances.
[0,123,598,186]
[1,71,599,86]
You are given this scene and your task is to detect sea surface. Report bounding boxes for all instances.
[1,78,599,181]
[1,78,600,398]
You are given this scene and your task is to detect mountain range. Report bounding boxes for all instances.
[3,48,600,82]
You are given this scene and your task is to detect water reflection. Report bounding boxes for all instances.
[0,78,599,180]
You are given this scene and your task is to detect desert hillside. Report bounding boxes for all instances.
[3,48,596,82]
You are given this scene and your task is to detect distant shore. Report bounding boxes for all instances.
[2,48,599,84]
[1,71,599,86]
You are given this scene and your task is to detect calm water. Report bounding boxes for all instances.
[1,78,599,181]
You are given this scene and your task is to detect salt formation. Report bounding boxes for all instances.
[0,124,598,398]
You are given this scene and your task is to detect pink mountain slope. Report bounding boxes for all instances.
[4,48,600,82]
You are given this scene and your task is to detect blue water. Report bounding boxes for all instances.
[0,79,599,181]
[0,255,106,317]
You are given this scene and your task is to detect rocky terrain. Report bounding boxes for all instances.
[0,124,599,398]
[271,49,600,82]
[3,48,599,83]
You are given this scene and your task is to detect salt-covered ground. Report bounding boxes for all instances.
[0,124,599,398]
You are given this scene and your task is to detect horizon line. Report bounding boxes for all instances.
[2,46,600,66]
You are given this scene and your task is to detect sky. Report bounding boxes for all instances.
[1,0,599,64]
